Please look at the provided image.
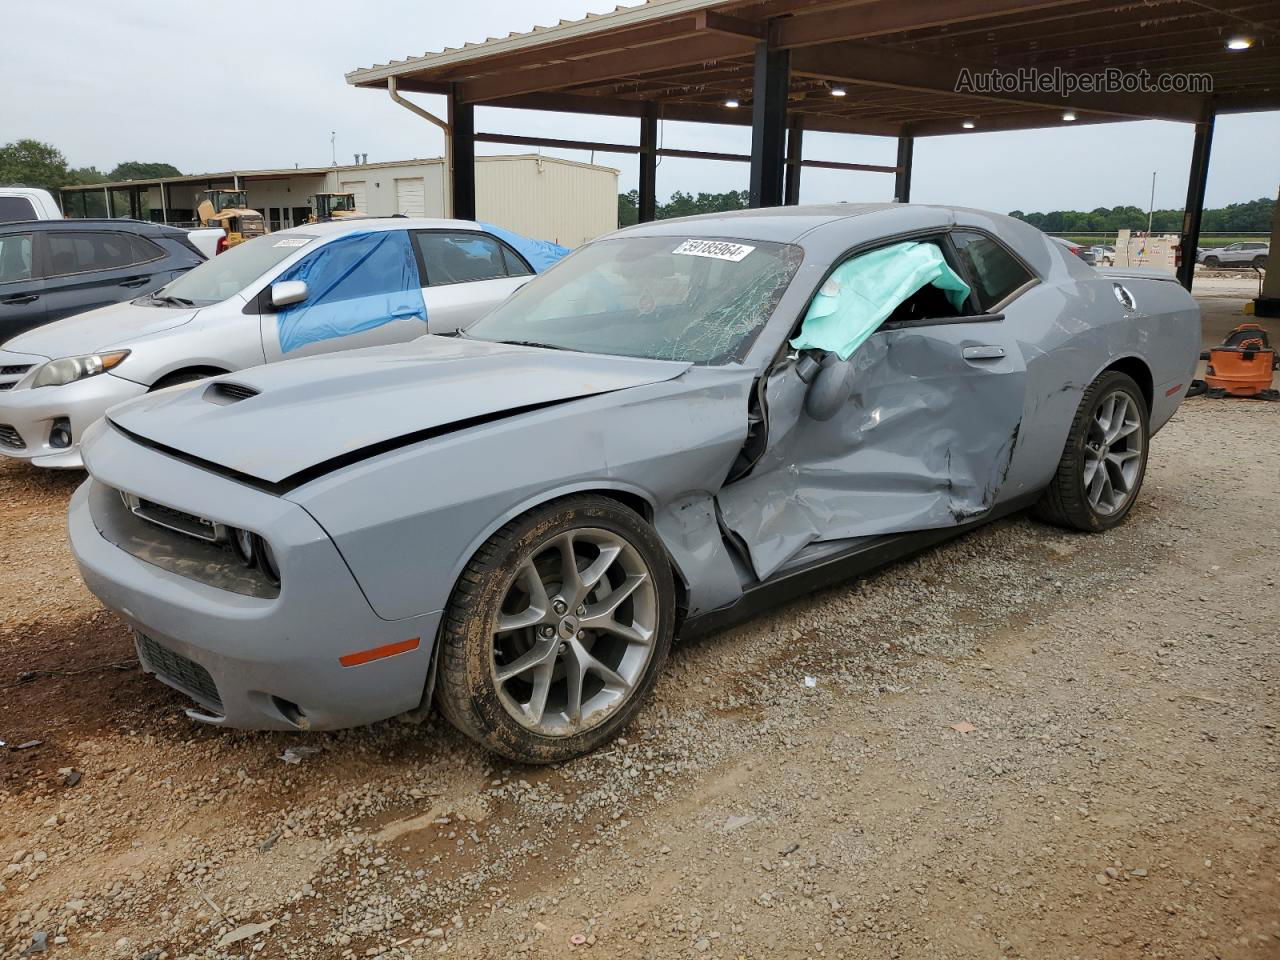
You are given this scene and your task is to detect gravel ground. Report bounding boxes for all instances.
[1,293,1276,960]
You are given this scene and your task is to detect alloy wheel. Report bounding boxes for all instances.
[1083,390,1144,516]
[489,528,657,737]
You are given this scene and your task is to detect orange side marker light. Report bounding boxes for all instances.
[339,636,421,667]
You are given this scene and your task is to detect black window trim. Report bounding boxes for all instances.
[0,230,36,285]
[409,228,533,287]
[40,228,167,280]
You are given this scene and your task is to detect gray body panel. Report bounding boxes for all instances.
[68,203,1201,732]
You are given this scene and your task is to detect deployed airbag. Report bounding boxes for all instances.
[276,231,425,354]
[790,241,970,360]
[479,222,571,273]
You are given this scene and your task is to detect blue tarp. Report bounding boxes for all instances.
[276,231,425,354]
[790,241,971,361]
[479,222,570,273]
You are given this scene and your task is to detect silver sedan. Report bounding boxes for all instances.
[69,203,1200,763]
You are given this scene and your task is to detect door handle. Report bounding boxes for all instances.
[962,345,1006,360]
[0,294,38,305]
[119,277,150,288]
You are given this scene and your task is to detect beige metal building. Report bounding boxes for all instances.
[60,154,619,248]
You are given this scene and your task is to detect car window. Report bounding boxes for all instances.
[45,231,141,276]
[129,235,165,264]
[415,232,509,285]
[952,231,1035,310]
[0,197,37,224]
[0,234,33,283]
[468,235,804,364]
[158,233,317,306]
[500,244,534,277]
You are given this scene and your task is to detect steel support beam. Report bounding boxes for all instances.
[749,43,789,209]
[639,102,659,223]
[894,135,914,202]
[1177,109,1215,291]
[784,115,804,205]
[449,89,476,221]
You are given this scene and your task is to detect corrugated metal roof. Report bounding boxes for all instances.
[345,0,723,85]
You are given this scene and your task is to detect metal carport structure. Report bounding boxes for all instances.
[346,0,1280,289]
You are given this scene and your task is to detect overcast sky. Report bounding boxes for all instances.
[5,0,1277,214]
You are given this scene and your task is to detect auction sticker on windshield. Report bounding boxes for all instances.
[672,239,756,262]
[273,238,310,248]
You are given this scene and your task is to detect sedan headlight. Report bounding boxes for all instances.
[33,351,130,388]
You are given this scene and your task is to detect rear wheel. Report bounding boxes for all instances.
[435,495,675,763]
[1034,371,1149,532]
[1254,255,1268,269]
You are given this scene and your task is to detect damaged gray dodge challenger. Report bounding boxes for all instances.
[69,204,1200,763]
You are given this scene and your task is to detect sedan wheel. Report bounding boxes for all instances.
[1034,371,1149,532]
[491,528,658,737]
[1082,391,1143,517]
[435,496,674,763]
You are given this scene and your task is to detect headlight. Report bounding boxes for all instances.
[33,351,130,389]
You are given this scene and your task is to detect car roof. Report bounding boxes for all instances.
[0,218,182,237]
[271,217,498,239]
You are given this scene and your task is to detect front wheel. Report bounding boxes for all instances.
[1203,256,1220,269]
[435,495,675,763]
[1034,371,1149,532]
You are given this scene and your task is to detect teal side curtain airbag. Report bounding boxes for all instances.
[790,241,971,360]
[276,231,425,354]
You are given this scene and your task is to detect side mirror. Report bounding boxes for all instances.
[270,280,308,308]
[804,354,853,421]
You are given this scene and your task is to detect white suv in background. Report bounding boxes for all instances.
[0,187,63,223]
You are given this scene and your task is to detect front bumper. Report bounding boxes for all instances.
[68,427,440,731]
[0,370,146,469]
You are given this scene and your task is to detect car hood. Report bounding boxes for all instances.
[2,300,200,360]
[107,336,692,486]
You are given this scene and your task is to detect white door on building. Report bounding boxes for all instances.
[340,180,367,212]
[395,178,426,218]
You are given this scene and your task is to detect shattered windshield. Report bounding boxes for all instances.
[466,236,803,364]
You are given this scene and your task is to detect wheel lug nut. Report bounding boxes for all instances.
[553,599,567,615]
[540,625,555,639]
[576,630,585,640]
[576,605,586,616]
[558,642,567,654]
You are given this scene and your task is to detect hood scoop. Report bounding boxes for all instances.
[204,381,260,405]
[108,336,690,487]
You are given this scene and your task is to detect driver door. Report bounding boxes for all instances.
[715,232,1031,581]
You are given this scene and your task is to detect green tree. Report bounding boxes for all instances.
[618,189,639,227]
[0,138,72,193]
[108,161,182,181]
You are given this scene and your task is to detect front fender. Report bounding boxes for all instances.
[288,369,754,621]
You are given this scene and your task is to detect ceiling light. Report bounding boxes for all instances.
[831,86,847,97]
[724,98,740,108]
[1062,110,1077,121]
[1226,36,1253,50]
[962,119,976,129]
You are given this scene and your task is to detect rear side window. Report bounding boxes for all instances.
[129,235,166,264]
[45,232,141,276]
[951,231,1035,310]
[0,234,33,283]
[0,197,37,224]
[414,231,516,285]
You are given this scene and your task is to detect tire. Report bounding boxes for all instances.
[1254,255,1267,269]
[1033,371,1150,532]
[1203,256,1219,269]
[435,495,675,763]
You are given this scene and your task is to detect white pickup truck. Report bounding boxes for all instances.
[0,186,224,256]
